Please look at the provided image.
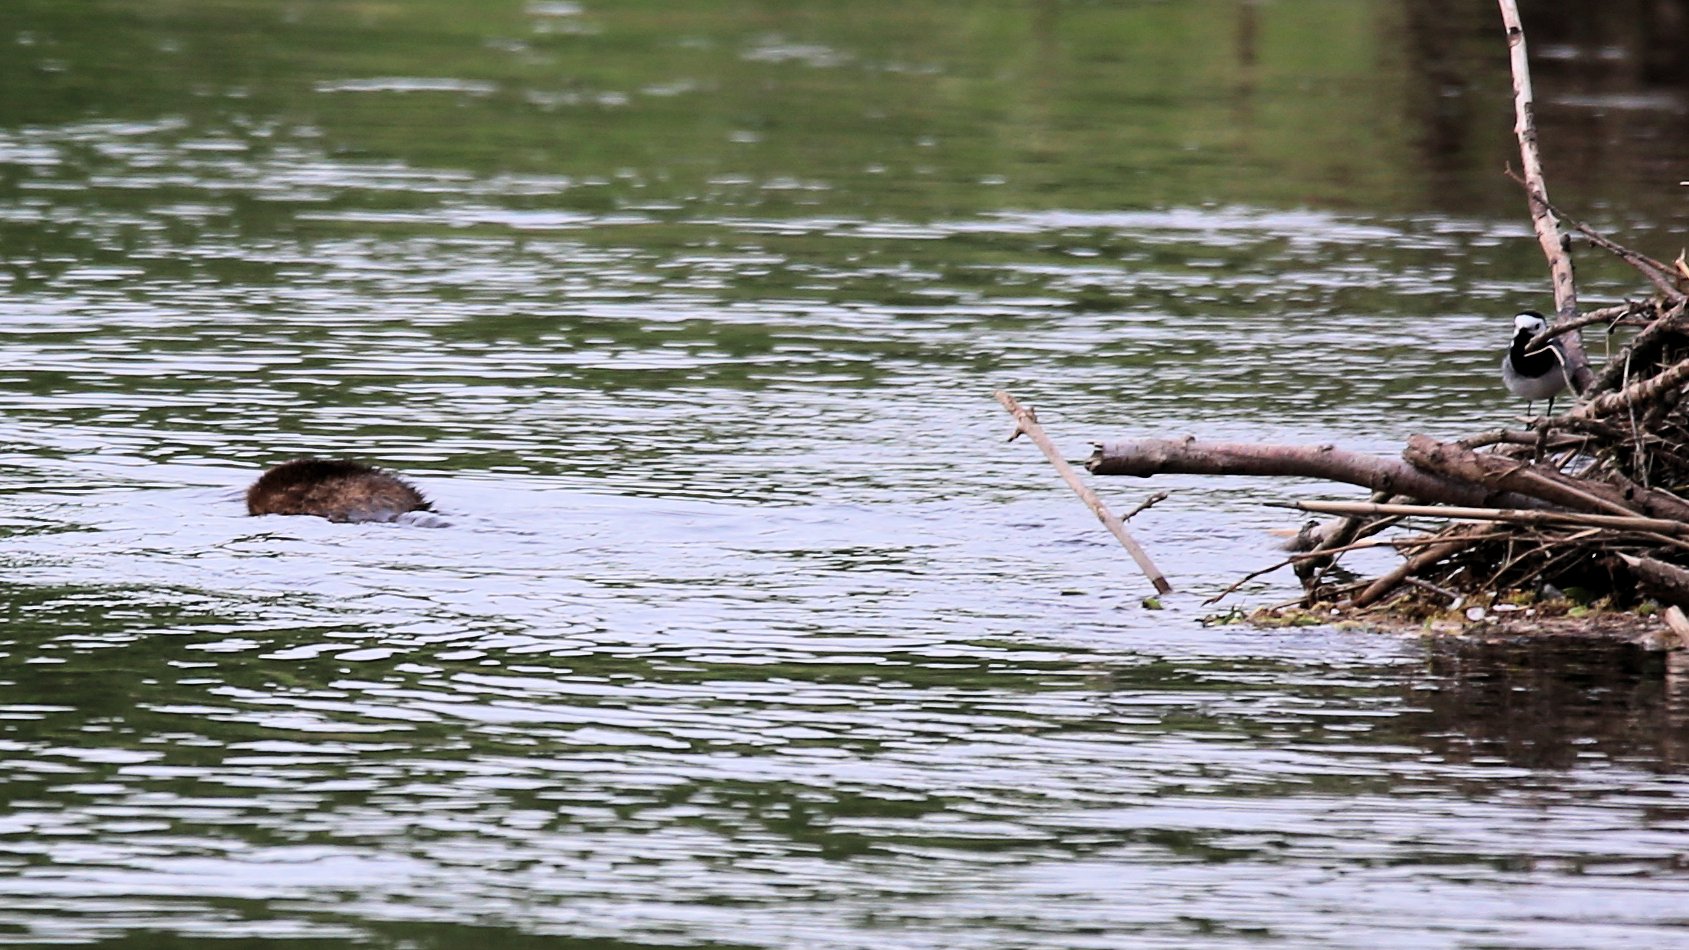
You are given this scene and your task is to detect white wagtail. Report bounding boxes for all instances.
[1500,309,1568,416]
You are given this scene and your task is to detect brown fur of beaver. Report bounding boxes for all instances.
[246,459,430,523]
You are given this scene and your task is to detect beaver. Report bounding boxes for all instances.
[246,458,430,523]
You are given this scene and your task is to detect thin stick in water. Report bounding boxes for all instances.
[994,390,1173,595]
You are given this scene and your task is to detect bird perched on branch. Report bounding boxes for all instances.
[1501,310,1568,416]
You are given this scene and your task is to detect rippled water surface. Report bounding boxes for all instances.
[4,1,1689,946]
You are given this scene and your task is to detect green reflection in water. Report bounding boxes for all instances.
[0,0,1513,221]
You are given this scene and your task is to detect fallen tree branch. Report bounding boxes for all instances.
[1404,576,1463,604]
[1600,469,1689,523]
[1087,437,1550,509]
[1527,301,1653,355]
[994,391,1173,595]
[1456,428,1592,451]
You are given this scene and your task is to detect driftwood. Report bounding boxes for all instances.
[1572,347,1689,420]
[1665,606,1689,646]
[1088,438,1548,509]
[1508,173,1688,306]
[997,4,1689,625]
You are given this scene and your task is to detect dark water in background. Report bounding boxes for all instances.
[3,1,1689,946]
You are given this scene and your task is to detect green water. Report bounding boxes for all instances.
[3,1,1689,946]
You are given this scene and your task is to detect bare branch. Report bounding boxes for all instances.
[1087,437,1550,509]
[995,391,1173,595]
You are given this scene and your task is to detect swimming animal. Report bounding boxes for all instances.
[1501,310,1568,416]
[246,458,430,523]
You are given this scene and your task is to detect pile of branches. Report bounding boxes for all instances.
[1082,265,1689,614]
[998,1,1689,624]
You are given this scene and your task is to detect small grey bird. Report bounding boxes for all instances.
[1501,310,1568,415]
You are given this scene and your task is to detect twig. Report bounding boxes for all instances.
[1506,170,1687,304]
[1475,526,1575,593]
[1203,560,1289,606]
[1625,346,1649,486]
[1123,490,1169,522]
[1287,530,1494,562]
[1587,298,1689,395]
[1404,576,1462,604]
[1638,531,1689,558]
[995,391,1173,594]
[1287,499,1689,535]
[1526,302,1652,354]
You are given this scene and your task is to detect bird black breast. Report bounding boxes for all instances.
[1509,328,1559,377]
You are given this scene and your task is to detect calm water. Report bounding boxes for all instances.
[4,1,1689,946]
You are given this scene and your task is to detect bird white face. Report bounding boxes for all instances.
[1513,312,1548,334]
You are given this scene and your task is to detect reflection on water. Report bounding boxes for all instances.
[3,0,1689,946]
[1413,639,1689,771]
